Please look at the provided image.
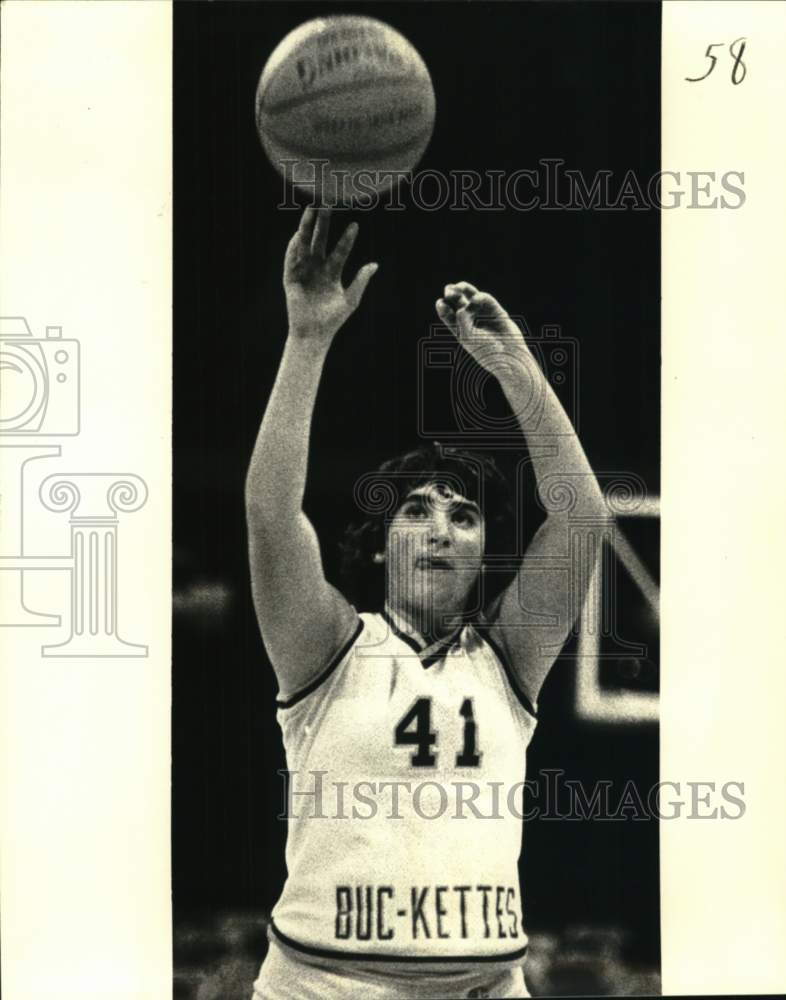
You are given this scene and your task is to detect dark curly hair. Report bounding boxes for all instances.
[339,442,516,614]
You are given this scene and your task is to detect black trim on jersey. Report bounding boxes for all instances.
[383,610,467,669]
[275,618,365,710]
[481,629,538,720]
[381,610,426,655]
[269,918,529,964]
[420,635,461,669]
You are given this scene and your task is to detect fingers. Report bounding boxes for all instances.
[446,281,479,298]
[441,282,481,338]
[346,262,379,311]
[436,297,476,339]
[445,283,507,322]
[443,284,469,312]
[455,307,476,340]
[327,221,359,278]
[435,298,458,331]
[310,207,331,257]
[442,282,482,316]
[297,206,317,243]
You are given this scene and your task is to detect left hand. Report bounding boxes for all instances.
[435,282,529,372]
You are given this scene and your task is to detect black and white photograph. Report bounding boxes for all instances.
[174,4,660,997]
[2,2,786,999]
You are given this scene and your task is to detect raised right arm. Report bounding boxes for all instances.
[245,208,378,700]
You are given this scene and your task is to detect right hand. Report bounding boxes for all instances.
[284,207,378,342]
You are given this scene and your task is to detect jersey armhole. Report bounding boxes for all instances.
[481,628,538,720]
[275,616,364,710]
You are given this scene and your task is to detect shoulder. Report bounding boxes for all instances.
[275,611,403,711]
[275,612,367,710]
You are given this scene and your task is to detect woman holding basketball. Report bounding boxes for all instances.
[245,207,606,999]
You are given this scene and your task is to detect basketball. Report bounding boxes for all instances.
[255,16,436,205]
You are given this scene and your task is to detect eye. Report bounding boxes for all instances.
[453,508,478,527]
[402,501,427,518]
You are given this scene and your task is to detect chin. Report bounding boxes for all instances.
[405,583,469,616]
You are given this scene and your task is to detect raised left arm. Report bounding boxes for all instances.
[437,282,607,705]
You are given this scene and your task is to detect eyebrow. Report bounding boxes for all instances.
[402,491,481,516]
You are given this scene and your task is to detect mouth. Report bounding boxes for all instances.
[416,555,453,571]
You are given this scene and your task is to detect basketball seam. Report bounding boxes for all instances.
[259,74,432,119]
[261,123,435,164]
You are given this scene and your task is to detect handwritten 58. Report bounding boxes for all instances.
[686,38,747,85]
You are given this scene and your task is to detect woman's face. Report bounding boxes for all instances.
[384,481,485,622]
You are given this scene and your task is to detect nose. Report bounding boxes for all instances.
[428,510,452,547]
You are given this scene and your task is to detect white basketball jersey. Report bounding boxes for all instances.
[269,610,538,970]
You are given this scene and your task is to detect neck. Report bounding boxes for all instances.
[385,600,463,644]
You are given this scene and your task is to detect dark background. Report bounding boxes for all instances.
[173,1,660,993]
